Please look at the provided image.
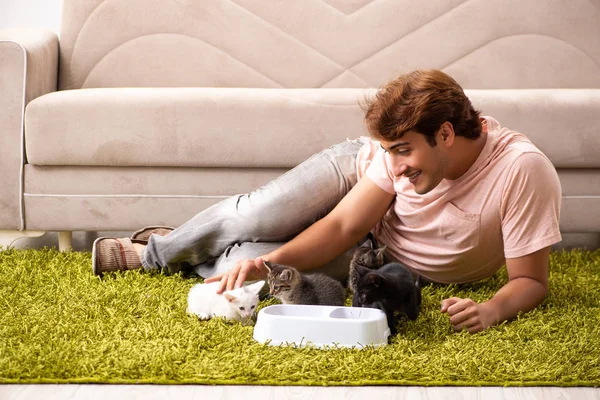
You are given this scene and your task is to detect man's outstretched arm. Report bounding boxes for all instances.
[206,175,397,293]
[441,246,550,333]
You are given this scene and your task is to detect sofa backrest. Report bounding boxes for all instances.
[58,0,600,90]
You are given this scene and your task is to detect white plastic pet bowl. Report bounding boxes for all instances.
[253,304,390,349]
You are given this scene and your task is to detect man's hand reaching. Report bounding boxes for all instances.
[204,256,270,294]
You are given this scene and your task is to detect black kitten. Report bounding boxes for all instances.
[348,240,388,307]
[354,262,422,335]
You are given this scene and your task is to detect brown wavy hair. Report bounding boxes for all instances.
[362,70,481,147]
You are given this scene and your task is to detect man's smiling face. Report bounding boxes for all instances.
[379,129,450,195]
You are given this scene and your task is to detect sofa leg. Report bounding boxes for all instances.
[57,231,73,251]
[0,230,46,249]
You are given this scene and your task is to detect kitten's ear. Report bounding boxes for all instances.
[359,239,374,250]
[368,274,384,287]
[263,260,272,273]
[354,265,370,275]
[280,269,293,281]
[247,280,266,294]
[375,245,387,263]
[223,292,237,302]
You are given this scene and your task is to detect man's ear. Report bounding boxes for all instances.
[439,121,455,146]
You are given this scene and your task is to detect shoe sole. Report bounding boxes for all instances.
[130,226,175,241]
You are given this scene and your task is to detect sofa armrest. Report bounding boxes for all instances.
[0,28,58,229]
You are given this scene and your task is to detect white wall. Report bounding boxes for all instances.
[0,0,63,33]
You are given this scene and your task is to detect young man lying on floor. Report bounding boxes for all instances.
[92,69,562,334]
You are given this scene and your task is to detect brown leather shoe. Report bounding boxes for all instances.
[92,237,146,276]
[130,226,175,242]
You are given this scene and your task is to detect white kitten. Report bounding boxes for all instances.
[186,280,265,325]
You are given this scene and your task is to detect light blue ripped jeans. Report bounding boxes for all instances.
[141,138,369,281]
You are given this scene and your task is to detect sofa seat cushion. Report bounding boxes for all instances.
[24,88,368,168]
[24,88,600,168]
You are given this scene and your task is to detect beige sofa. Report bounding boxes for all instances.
[1,0,599,251]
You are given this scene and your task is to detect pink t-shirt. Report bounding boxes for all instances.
[355,116,562,284]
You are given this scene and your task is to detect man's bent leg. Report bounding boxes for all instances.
[142,138,367,273]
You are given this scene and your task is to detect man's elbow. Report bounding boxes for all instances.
[512,275,548,305]
[532,278,549,305]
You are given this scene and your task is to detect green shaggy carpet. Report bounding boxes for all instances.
[0,247,599,386]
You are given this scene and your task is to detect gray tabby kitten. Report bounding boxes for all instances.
[348,240,388,307]
[265,261,345,306]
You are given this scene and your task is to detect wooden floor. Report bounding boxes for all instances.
[1,385,599,400]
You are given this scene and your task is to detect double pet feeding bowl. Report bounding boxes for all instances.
[253,304,390,349]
